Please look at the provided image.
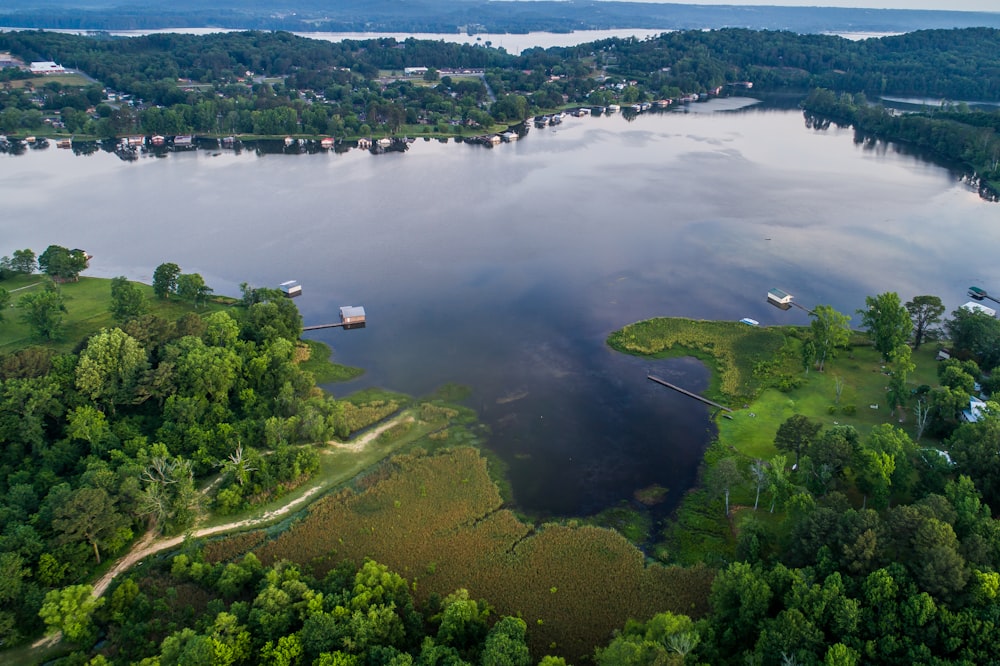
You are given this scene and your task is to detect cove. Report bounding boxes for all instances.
[3,98,998,526]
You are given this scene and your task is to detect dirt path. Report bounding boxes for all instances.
[90,414,411,599]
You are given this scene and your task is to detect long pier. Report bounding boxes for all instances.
[302,322,347,331]
[647,375,732,412]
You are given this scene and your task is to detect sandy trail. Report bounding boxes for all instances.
[90,414,410,598]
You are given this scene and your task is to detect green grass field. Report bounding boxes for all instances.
[0,274,231,354]
[610,317,953,562]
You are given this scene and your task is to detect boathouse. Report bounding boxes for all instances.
[340,306,366,325]
[767,288,793,305]
[279,280,302,297]
[357,138,372,149]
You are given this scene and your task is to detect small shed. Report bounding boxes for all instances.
[340,306,366,325]
[767,288,792,305]
[279,280,302,297]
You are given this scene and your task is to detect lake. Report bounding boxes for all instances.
[3,99,998,525]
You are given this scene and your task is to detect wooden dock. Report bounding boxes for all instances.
[647,375,732,412]
[302,322,347,331]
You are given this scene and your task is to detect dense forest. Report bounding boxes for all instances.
[2,0,1000,34]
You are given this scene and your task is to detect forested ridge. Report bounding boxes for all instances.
[2,27,1000,187]
[2,0,1000,34]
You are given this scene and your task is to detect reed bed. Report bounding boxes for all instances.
[245,448,714,659]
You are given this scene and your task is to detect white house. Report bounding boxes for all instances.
[30,61,66,75]
[961,301,997,318]
[404,67,429,76]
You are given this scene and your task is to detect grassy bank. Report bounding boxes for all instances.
[0,274,232,354]
[608,317,948,564]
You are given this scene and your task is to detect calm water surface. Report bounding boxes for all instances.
[3,100,998,523]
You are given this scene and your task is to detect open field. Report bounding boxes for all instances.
[0,274,233,354]
[6,73,91,89]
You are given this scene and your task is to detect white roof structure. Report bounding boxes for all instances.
[961,301,996,318]
[30,61,65,74]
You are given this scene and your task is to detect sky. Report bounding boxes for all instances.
[616,0,998,12]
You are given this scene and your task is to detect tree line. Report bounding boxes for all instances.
[3,28,1000,141]
[0,249,380,648]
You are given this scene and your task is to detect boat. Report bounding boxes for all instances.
[56,139,72,149]
[739,318,760,326]
[173,135,193,149]
[969,286,987,300]
[607,104,620,112]
[320,137,335,149]
[151,135,165,147]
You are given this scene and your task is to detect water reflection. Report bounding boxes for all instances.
[2,101,999,527]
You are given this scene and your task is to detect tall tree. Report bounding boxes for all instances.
[152,262,181,299]
[0,286,8,323]
[52,486,130,564]
[946,306,1000,370]
[905,295,945,349]
[775,414,822,468]
[109,276,148,323]
[9,248,36,274]
[810,305,851,371]
[18,282,67,340]
[176,273,213,308]
[858,292,912,362]
[75,328,149,414]
[708,458,743,517]
[37,245,88,281]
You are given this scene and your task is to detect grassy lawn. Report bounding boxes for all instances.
[298,338,364,383]
[0,275,231,354]
[609,317,953,562]
[8,73,91,89]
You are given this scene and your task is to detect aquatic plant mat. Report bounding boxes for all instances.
[208,447,713,660]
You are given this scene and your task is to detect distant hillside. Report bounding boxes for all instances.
[1,0,999,34]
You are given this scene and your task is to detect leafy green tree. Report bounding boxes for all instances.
[707,457,743,516]
[10,248,36,274]
[176,272,213,307]
[946,306,1000,369]
[37,245,88,281]
[153,262,181,299]
[109,276,148,323]
[947,407,1000,508]
[435,588,490,654]
[858,292,912,362]
[905,295,945,349]
[806,425,858,493]
[38,584,105,643]
[75,328,149,414]
[480,617,530,666]
[774,414,822,468]
[810,305,851,371]
[0,286,9,323]
[52,486,131,564]
[18,281,67,339]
